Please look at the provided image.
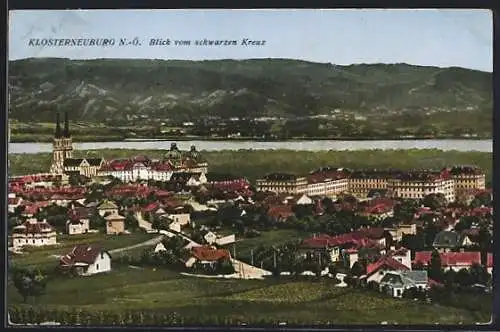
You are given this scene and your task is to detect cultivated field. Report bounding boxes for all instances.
[7,265,490,325]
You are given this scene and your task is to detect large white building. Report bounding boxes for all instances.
[97,144,208,183]
[387,170,455,202]
[11,219,57,250]
[305,168,350,198]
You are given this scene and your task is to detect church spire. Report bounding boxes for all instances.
[63,111,70,137]
[55,113,62,138]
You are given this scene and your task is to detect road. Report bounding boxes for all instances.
[231,258,272,279]
[108,235,164,254]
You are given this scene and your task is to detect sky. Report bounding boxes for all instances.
[8,9,493,72]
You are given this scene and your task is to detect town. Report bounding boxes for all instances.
[7,113,493,325]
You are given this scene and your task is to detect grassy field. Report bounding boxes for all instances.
[8,149,493,185]
[7,265,490,325]
[228,229,310,262]
[10,232,157,268]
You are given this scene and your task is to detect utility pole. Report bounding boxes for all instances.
[233,244,236,259]
[251,249,254,266]
[273,250,277,268]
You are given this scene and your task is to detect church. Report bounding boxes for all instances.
[49,112,104,178]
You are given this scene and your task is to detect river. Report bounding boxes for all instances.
[8,139,492,154]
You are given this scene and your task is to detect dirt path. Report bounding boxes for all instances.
[108,235,164,254]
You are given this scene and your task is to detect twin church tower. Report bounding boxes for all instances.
[49,111,74,174]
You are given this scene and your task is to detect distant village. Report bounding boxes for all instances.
[8,112,493,302]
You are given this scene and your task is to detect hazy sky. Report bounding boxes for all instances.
[8,9,493,72]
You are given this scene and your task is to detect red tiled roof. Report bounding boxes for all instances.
[8,197,21,205]
[152,162,173,171]
[414,251,483,267]
[361,203,393,215]
[191,246,231,261]
[267,205,295,220]
[302,231,379,249]
[60,244,106,266]
[13,220,55,234]
[469,207,492,217]
[355,227,385,239]
[487,253,493,268]
[366,256,410,275]
[143,203,159,213]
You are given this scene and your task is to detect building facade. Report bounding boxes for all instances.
[50,112,73,175]
[348,169,395,199]
[305,168,350,198]
[97,144,208,183]
[256,173,308,194]
[387,170,455,202]
[449,165,486,195]
[11,219,57,250]
[49,112,104,177]
[60,245,112,276]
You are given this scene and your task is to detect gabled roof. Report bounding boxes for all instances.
[63,158,85,167]
[191,246,231,261]
[366,256,410,275]
[12,219,55,234]
[432,231,464,248]
[60,244,108,266]
[414,251,482,267]
[380,270,428,287]
[98,201,118,210]
[86,158,104,166]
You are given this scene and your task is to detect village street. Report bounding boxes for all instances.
[108,235,164,254]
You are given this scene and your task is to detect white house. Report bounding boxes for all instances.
[379,271,429,298]
[11,219,57,250]
[186,173,207,186]
[66,218,90,235]
[215,234,236,246]
[204,231,218,244]
[59,245,112,276]
[296,194,313,205]
[154,242,166,253]
[165,213,190,226]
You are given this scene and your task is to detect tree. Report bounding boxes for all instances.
[427,250,443,282]
[444,269,456,289]
[125,214,139,231]
[401,233,425,253]
[469,263,489,285]
[367,280,379,291]
[350,260,366,277]
[422,193,447,210]
[12,268,48,303]
[455,268,474,288]
[216,258,236,275]
[394,199,419,221]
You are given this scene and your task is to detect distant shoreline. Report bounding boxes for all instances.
[10,135,492,143]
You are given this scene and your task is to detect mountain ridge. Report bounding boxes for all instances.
[8,58,492,125]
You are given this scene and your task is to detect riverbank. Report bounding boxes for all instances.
[10,135,492,143]
[8,149,493,185]
[8,139,493,154]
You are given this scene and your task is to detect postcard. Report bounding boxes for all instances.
[7,8,493,327]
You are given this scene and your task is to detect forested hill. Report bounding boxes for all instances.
[9,58,492,124]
